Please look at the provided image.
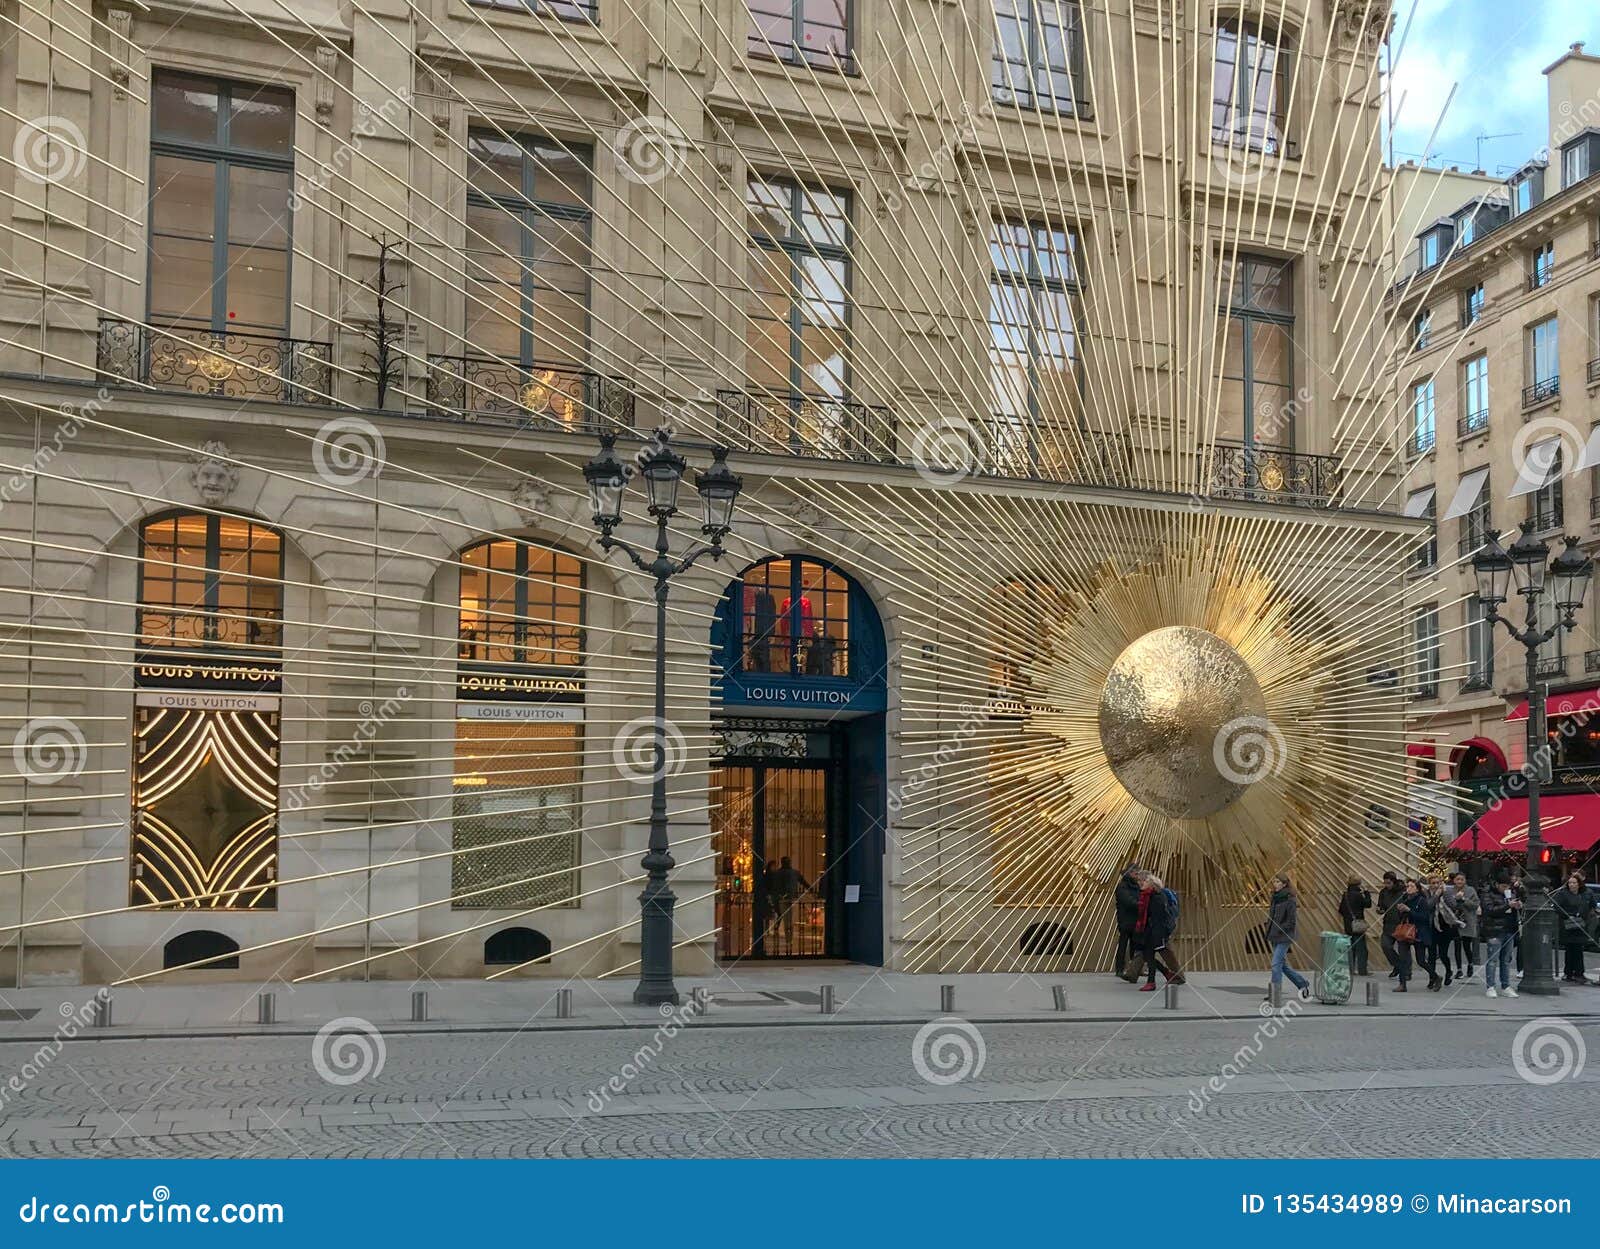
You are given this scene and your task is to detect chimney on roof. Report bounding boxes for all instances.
[1574,42,1586,54]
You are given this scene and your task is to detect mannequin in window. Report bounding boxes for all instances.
[805,622,839,676]
[748,587,778,672]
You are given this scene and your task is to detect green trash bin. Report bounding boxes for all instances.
[1316,930,1353,1004]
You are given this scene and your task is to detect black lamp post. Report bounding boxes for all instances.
[1472,529,1593,997]
[583,431,742,1006]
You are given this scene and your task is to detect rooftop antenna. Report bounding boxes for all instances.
[1475,130,1520,172]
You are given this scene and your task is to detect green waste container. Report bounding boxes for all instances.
[1316,931,1353,1004]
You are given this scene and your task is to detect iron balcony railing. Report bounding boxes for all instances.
[1459,519,1491,557]
[1413,680,1440,701]
[1588,356,1600,385]
[425,354,635,434]
[1407,427,1436,457]
[1586,649,1600,674]
[1458,409,1489,439]
[1524,377,1561,407]
[97,318,333,405]
[1529,495,1565,532]
[1591,494,1600,521]
[1536,654,1567,680]
[1203,442,1341,507]
[1461,671,1494,693]
[714,389,897,465]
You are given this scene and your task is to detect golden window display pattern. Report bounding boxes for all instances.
[130,706,279,909]
[451,719,581,909]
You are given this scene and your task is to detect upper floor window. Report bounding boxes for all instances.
[1446,466,1491,555]
[1526,315,1559,405]
[1411,308,1431,351]
[1530,241,1555,289]
[1461,353,1488,434]
[1456,212,1475,246]
[1563,136,1594,188]
[1466,596,1494,690]
[1413,604,1441,699]
[748,0,853,72]
[464,130,591,368]
[1419,231,1442,269]
[746,176,851,401]
[138,512,283,653]
[1405,487,1437,571]
[1408,378,1435,456]
[737,557,851,677]
[148,73,294,336]
[1510,169,1541,216]
[992,0,1086,114]
[1219,254,1293,447]
[1212,18,1292,154]
[476,0,597,23]
[988,219,1080,466]
[457,539,583,668]
[1461,283,1484,326]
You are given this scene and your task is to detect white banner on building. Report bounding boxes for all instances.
[135,690,280,713]
[456,701,584,723]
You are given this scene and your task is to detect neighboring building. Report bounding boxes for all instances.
[1387,42,1600,862]
[0,0,1411,986]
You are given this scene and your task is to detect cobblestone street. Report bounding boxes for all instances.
[3,1011,1598,1158]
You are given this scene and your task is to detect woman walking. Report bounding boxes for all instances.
[1125,874,1182,991]
[1430,879,1462,987]
[1552,873,1595,984]
[1266,874,1312,1002]
[1338,877,1372,976]
[1411,879,1443,991]
[1385,880,1420,992]
[1448,872,1481,980]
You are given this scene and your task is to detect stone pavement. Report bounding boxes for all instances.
[1,965,1592,1043]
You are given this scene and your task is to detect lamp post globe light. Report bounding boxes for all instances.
[583,430,742,1006]
[1471,530,1594,997]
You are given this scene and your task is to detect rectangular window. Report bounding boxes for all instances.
[1212,18,1292,153]
[747,0,853,71]
[1218,255,1294,448]
[1413,605,1440,699]
[1466,597,1493,690]
[992,0,1085,113]
[148,72,294,335]
[1511,174,1535,215]
[1406,487,1437,571]
[1457,213,1475,246]
[463,130,592,369]
[1526,315,1560,405]
[1530,241,1554,289]
[1531,446,1564,532]
[1459,471,1492,555]
[1412,308,1431,351]
[475,0,597,22]
[1461,353,1488,435]
[1462,283,1484,326]
[987,219,1081,470]
[1419,232,1440,269]
[1409,379,1435,456]
[1564,141,1589,188]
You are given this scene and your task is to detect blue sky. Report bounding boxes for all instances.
[1389,0,1600,175]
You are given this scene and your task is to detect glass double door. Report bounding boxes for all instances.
[712,761,836,959]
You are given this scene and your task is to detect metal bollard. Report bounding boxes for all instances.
[555,988,573,1019]
[257,992,275,1025]
[690,987,710,1015]
[1365,980,1381,1006]
[1268,981,1283,1008]
[820,984,835,1015]
[90,994,112,1029]
[939,983,955,1013]
[1051,984,1068,1012]
[411,990,428,1023]
[1164,982,1181,1010]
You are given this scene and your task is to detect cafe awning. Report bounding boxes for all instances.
[1506,686,1600,721]
[1450,793,1600,853]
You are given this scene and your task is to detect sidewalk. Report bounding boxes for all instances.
[2,964,1590,1043]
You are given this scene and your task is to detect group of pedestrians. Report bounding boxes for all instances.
[1112,864,1186,991]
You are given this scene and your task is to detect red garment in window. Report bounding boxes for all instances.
[779,595,814,639]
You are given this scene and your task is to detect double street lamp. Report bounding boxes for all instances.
[583,431,742,1006]
[1471,527,1593,997]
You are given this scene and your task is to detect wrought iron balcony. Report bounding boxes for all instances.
[1586,649,1600,674]
[1589,356,1600,385]
[1203,442,1340,507]
[1523,376,1560,408]
[1457,409,1489,439]
[424,354,635,433]
[1461,671,1494,693]
[1529,494,1564,532]
[1458,521,1490,557]
[97,318,332,405]
[1413,680,1440,701]
[714,389,896,465]
[1406,427,1436,458]
[1536,654,1567,680]
[1591,494,1600,521]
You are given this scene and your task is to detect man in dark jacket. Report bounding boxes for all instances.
[1266,873,1311,1001]
[1376,871,1404,978]
[1480,871,1522,997]
[1113,864,1144,976]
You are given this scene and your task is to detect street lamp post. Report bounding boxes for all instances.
[583,431,742,1006]
[1472,529,1593,997]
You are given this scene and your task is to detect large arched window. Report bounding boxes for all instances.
[737,557,851,677]
[138,512,283,653]
[452,540,584,911]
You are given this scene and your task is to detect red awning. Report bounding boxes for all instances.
[1507,687,1600,721]
[1450,793,1600,853]
[1405,742,1436,757]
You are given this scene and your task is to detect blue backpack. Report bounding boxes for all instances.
[1163,887,1180,927]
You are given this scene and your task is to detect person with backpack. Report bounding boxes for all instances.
[1122,874,1184,989]
[1338,877,1372,976]
[1265,873,1312,1002]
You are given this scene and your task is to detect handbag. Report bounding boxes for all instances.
[1393,921,1418,943]
[1350,918,1368,935]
